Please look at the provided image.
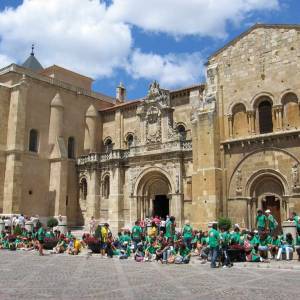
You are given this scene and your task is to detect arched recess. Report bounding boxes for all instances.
[246,170,288,228]
[133,167,176,220]
[232,103,248,137]
[253,96,274,134]
[281,92,299,129]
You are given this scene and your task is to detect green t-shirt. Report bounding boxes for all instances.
[208,228,219,248]
[231,232,241,245]
[221,231,231,246]
[147,245,157,254]
[294,216,300,229]
[37,227,45,241]
[268,215,277,230]
[295,236,300,246]
[132,225,142,239]
[180,247,190,257]
[165,220,174,238]
[250,235,259,246]
[250,248,260,262]
[182,225,193,239]
[120,234,131,244]
[271,237,281,247]
[258,235,272,246]
[256,214,267,228]
[201,236,209,245]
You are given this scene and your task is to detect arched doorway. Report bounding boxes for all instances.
[249,174,286,229]
[135,170,172,220]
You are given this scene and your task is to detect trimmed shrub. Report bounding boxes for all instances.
[218,217,232,231]
[47,217,58,228]
[13,224,22,236]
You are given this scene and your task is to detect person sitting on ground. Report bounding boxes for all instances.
[144,239,158,261]
[276,233,294,261]
[66,229,74,240]
[257,231,272,259]
[269,235,281,259]
[53,234,67,254]
[119,241,131,259]
[134,242,145,262]
[230,225,242,249]
[246,244,269,262]
[174,242,191,264]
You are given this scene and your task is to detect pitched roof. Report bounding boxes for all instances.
[22,53,44,72]
[208,23,300,61]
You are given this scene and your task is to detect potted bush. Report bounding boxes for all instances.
[84,236,101,253]
[218,217,232,231]
[47,217,58,229]
[43,237,59,250]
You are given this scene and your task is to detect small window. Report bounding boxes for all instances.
[176,124,186,141]
[80,178,87,200]
[103,175,110,199]
[104,138,113,153]
[126,134,134,148]
[68,137,75,159]
[29,129,38,152]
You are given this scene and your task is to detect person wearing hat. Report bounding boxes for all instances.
[265,209,278,236]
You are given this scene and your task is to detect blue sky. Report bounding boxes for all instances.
[0,0,299,100]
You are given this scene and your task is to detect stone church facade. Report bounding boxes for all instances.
[0,24,300,231]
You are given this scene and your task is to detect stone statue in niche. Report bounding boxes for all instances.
[236,169,242,194]
[292,163,299,187]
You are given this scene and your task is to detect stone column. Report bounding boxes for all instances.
[84,105,99,152]
[3,77,28,214]
[108,165,124,233]
[49,93,64,146]
[247,198,252,229]
[247,111,255,135]
[170,193,183,228]
[49,160,68,216]
[228,115,233,138]
[86,169,100,223]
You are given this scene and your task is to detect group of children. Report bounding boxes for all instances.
[1,211,300,268]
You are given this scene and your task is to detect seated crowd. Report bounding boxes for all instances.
[1,210,300,268]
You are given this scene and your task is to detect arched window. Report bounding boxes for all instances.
[29,129,38,152]
[80,178,87,200]
[176,124,186,141]
[282,93,299,129]
[68,137,75,159]
[103,175,110,199]
[126,134,134,148]
[232,104,248,137]
[104,138,113,153]
[258,101,273,134]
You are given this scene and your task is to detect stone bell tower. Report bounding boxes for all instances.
[191,64,223,229]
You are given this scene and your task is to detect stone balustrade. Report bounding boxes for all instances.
[77,140,192,165]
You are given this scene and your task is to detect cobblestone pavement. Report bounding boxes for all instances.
[1,251,300,300]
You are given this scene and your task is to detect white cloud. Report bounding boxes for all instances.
[0,0,280,89]
[127,49,204,88]
[107,0,279,38]
[0,54,13,69]
[0,0,132,77]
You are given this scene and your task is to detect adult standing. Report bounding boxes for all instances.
[265,209,278,236]
[292,212,300,234]
[89,216,97,235]
[165,216,175,239]
[255,209,267,233]
[182,220,193,249]
[131,221,142,250]
[36,225,46,256]
[208,223,220,268]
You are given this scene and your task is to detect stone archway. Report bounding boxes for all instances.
[133,167,182,225]
[249,174,287,229]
